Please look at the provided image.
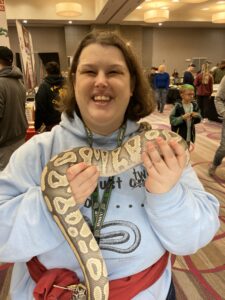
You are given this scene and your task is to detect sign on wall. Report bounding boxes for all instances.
[0,0,10,47]
[16,20,36,90]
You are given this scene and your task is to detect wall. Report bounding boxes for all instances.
[148,27,225,75]
[64,25,90,58]
[8,26,68,73]
[8,25,225,81]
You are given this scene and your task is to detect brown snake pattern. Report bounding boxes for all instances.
[41,125,189,299]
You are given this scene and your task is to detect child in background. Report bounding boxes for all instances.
[170,84,202,149]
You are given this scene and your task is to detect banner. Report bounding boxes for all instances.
[0,0,10,47]
[16,20,36,90]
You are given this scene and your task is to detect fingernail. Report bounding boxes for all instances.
[156,137,163,143]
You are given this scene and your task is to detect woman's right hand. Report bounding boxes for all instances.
[66,163,100,205]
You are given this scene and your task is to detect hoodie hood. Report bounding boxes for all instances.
[0,65,23,79]
[59,111,140,149]
[44,75,64,87]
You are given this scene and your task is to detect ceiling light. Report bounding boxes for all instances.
[182,0,208,3]
[144,9,169,23]
[212,11,225,23]
[56,2,82,17]
[201,7,209,10]
[22,20,28,23]
[147,1,168,8]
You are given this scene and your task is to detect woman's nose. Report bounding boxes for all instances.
[94,71,108,87]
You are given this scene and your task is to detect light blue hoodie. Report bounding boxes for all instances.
[0,112,220,300]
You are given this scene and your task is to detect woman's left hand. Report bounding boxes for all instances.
[141,137,187,194]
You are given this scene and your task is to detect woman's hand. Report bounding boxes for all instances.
[66,163,100,205]
[141,137,187,194]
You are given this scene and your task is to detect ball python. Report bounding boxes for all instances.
[41,123,189,300]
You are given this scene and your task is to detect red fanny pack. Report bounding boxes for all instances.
[26,251,169,300]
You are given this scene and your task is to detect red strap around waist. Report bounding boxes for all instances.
[26,251,169,300]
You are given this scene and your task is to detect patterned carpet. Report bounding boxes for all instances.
[1,105,224,299]
[144,105,225,300]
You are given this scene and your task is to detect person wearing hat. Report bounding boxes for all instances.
[213,59,225,84]
[0,46,28,171]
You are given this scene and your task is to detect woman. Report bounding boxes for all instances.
[0,31,220,300]
[194,63,213,119]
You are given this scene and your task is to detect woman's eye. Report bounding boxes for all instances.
[82,70,95,74]
[109,70,121,75]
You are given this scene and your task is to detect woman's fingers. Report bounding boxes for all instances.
[66,162,88,181]
[142,150,158,176]
[168,139,188,168]
[66,162,100,204]
[143,137,187,172]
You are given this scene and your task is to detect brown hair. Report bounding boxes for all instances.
[60,30,155,122]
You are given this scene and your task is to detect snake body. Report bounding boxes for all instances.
[41,126,188,299]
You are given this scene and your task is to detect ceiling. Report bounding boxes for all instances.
[4,0,225,28]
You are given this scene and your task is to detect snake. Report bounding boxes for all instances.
[41,123,189,299]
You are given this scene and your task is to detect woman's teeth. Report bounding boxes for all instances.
[93,95,110,101]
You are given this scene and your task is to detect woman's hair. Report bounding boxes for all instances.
[60,30,155,122]
[201,63,211,84]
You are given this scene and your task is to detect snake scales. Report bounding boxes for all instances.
[41,123,189,299]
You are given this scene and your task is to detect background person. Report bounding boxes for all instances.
[183,63,196,86]
[212,59,225,84]
[209,75,225,176]
[0,46,28,171]
[170,84,202,149]
[147,66,158,90]
[154,64,170,113]
[0,31,220,300]
[194,63,213,119]
[171,69,180,85]
[35,61,65,131]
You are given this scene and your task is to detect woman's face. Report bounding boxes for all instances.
[74,43,132,135]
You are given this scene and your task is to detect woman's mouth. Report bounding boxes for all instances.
[93,95,111,102]
[92,95,112,103]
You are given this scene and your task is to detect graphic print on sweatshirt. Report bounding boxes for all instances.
[83,167,149,254]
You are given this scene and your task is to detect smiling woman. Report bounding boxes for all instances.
[74,43,132,135]
[0,30,220,300]
[61,31,154,125]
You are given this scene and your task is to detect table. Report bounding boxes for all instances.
[166,87,181,104]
